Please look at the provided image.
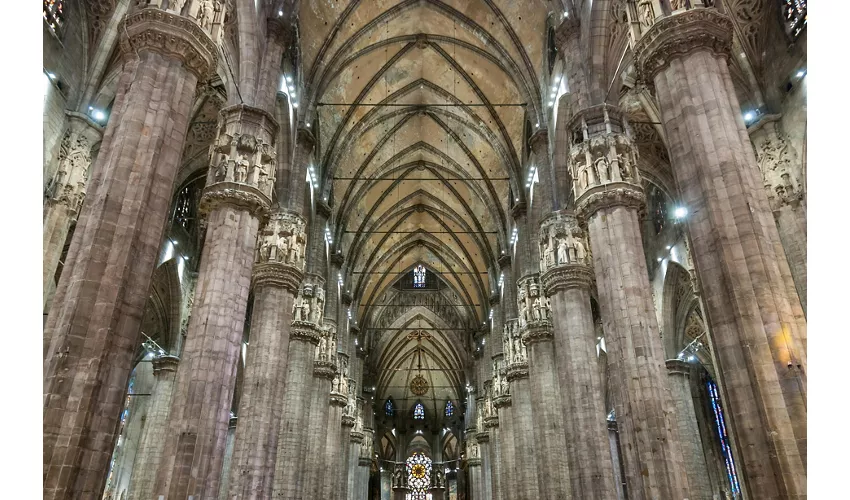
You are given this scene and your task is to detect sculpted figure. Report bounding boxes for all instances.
[595,156,609,183]
[236,157,249,183]
[293,296,304,321]
[197,0,213,29]
[532,298,542,321]
[557,237,568,264]
[638,0,655,29]
[215,155,227,181]
[258,237,271,262]
[168,0,186,14]
[575,239,587,262]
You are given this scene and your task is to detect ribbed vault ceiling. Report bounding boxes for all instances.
[299,0,552,410]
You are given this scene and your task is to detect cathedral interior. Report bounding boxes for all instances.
[42,1,808,499]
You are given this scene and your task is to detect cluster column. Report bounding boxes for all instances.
[153,102,277,498]
[570,104,689,499]
[127,355,180,500]
[43,7,217,498]
[666,360,713,500]
[539,211,617,499]
[227,211,307,498]
[634,9,806,497]
[42,112,102,314]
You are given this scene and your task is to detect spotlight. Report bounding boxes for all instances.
[665,245,671,250]
[796,69,806,78]
[47,72,56,80]
[673,207,688,219]
[286,76,293,83]
[743,111,754,122]
[278,10,283,17]
[292,102,299,108]
[657,257,663,262]
[92,110,106,121]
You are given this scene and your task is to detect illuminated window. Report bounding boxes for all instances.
[405,452,432,500]
[707,380,742,497]
[43,0,65,36]
[413,402,425,420]
[444,400,454,417]
[781,0,807,40]
[413,264,426,288]
[385,398,395,417]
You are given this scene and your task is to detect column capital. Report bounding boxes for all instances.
[521,321,554,345]
[291,321,322,345]
[568,105,646,222]
[497,253,512,268]
[538,211,593,293]
[665,358,693,376]
[349,429,364,442]
[330,392,348,407]
[528,128,549,156]
[634,8,733,83]
[554,16,581,51]
[314,359,337,379]
[501,319,529,374]
[475,429,490,443]
[516,275,552,330]
[253,209,307,291]
[151,354,180,375]
[506,363,529,381]
[45,113,105,215]
[483,414,499,429]
[119,7,219,81]
[492,394,512,409]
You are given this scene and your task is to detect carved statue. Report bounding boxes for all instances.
[575,239,587,262]
[168,0,187,15]
[595,156,610,183]
[197,0,213,29]
[532,298,542,321]
[638,0,655,29]
[557,237,568,264]
[236,157,249,183]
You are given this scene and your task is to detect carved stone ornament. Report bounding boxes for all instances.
[633,8,734,83]
[568,105,645,222]
[253,211,307,291]
[516,276,552,330]
[554,15,580,51]
[46,113,104,215]
[119,7,219,80]
[501,319,527,368]
[491,359,510,399]
[538,211,591,275]
[292,282,325,326]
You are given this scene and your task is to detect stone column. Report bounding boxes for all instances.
[474,417,493,500]
[501,318,541,500]
[126,355,179,500]
[666,359,713,500]
[42,112,102,315]
[483,404,502,500]
[153,102,276,499]
[217,417,238,500]
[466,433,483,500]
[634,9,807,498]
[516,275,571,500]
[539,211,617,499]
[43,7,217,499]
[271,299,322,499]
[303,325,337,496]
[749,115,807,315]
[358,425,375,500]
[569,104,689,499]
[227,211,306,498]
[321,353,350,499]
[271,128,319,500]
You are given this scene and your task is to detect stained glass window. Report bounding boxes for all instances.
[413,402,425,420]
[444,400,454,417]
[782,0,807,40]
[707,380,742,497]
[385,398,395,416]
[406,452,432,500]
[413,264,426,288]
[44,0,65,36]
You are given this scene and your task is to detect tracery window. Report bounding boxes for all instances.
[413,402,425,420]
[413,264,426,288]
[707,379,742,497]
[405,452,432,500]
[781,0,807,40]
[385,398,395,416]
[444,400,454,417]
[43,0,65,36]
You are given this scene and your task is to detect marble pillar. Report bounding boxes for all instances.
[43,8,217,498]
[466,433,483,500]
[539,211,617,499]
[271,308,321,499]
[321,354,349,499]
[303,326,337,496]
[153,102,276,499]
[42,112,102,315]
[666,360,713,500]
[570,104,689,499]
[227,211,307,498]
[217,417,238,500]
[634,9,807,497]
[127,355,179,500]
[517,275,571,500]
